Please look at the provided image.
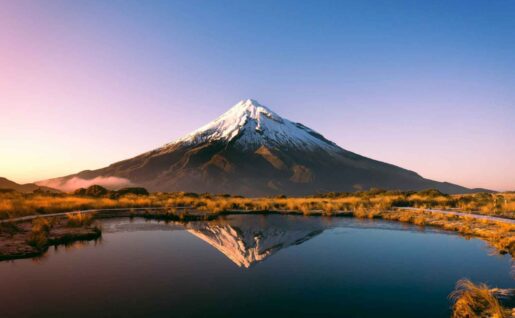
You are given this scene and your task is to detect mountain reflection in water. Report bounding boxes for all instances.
[0,215,512,318]
[182,214,450,268]
[185,215,329,268]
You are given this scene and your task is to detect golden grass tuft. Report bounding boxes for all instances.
[450,279,508,318]
[66,213,93,227]
[27,217,55,249]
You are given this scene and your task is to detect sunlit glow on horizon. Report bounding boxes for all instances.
[1,1,514,191]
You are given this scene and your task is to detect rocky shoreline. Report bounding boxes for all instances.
[0,218,101,261]
[0,209,217,261]
[1,206,513,261]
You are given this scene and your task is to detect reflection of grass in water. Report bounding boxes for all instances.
[1,188,514,255]
[450,279,509,318]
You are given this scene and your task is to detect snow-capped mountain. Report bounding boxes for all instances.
[185,215,327,268]
[169,99,339,152]
[37,99,473,195]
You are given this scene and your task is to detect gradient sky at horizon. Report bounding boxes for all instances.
[1,0,514,191]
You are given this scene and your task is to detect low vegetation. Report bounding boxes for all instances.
[27,217,55,249]
[0,215,101,261]
[1,186,513,219]
[0,186,513,256]
[66,212,94,227]
[450,279,512,318]
[0,186,156,220]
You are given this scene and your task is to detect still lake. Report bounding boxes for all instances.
[0,215,512,317]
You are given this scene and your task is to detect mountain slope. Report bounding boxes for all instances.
[0,177,60,193]
[37,99,474,195]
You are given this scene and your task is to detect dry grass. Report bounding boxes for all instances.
[0,192,164,220]
[1,189,513,256]
[382,210,515,255]
[1,190,513,220]
[160,191,515,218]
[450,279,508,318]
[66,213,93,227]
[27,217,55,250]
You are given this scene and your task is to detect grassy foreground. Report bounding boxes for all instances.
[1,188,514,219]
[0,187,514,255]
[0,187,513,316]
[450,279,513,318]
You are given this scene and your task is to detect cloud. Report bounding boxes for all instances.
[36,176,132,192]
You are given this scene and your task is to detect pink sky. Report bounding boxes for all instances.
[1,1,514,191]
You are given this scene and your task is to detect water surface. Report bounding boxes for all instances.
[0,215,512,317]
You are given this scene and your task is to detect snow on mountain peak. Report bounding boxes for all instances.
[225,98,282,121]
[167,99,339,151]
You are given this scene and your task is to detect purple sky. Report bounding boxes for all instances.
[1,1,514,191]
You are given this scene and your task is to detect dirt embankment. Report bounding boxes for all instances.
[0,218,100,261]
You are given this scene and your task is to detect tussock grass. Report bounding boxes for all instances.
[1,188,513,256]
[450,279,509,318]
[66,213,93,227]
[381,210,515,255]
[160,191,515,219]
[0,192,159,220]
[2,189,513,220]
[27,217,55,250]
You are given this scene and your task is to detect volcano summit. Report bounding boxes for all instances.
[38,99,472,195]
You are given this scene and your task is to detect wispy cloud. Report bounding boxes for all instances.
[36,176,132,192]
